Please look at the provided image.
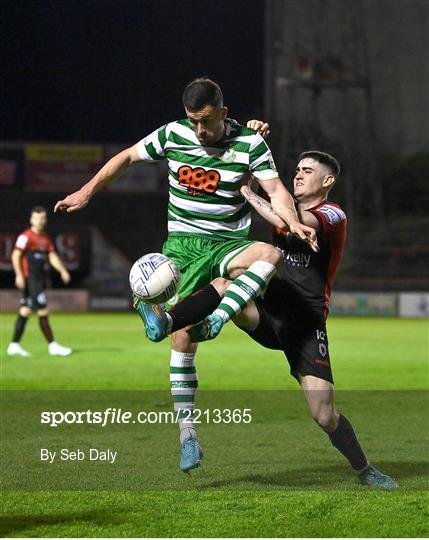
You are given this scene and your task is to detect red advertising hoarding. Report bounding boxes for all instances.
[25,144,104,192]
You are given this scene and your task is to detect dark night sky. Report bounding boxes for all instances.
[2,0,264,143]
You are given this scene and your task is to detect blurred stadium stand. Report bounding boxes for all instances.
[262,0,429,312]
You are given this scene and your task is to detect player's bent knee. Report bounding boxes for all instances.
[210,277,231,296]
[19,306,32,317]
[313,413,332,431]
[258,243,282,266]
[233,302,260,330]
[171,329,198,353]
[37,308,49,317]
[269,246,282,266]
[311,404,338,432]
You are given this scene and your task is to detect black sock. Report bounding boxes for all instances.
[328,414,368,471]
[169,284,221,333]
[39,316,54,343]
[12,315,28,343]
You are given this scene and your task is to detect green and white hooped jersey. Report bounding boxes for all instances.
[136,118,278,240]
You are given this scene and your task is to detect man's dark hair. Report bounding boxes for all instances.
[31,206,47,215]
[299,151,341,177]
[182,77,223,111]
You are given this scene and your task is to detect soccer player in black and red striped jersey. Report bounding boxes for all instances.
[190,145,397,488]
[7,206,72,357]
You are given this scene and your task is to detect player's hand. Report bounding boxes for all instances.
[15,274,25,290]
[54,189,91,213]
[289,221,319,252]
[60,269,71,285]
[246,119,270,139]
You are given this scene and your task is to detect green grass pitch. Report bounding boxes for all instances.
[0,313,428,537]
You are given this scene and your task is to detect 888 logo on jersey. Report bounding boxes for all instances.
[178,166,220,196]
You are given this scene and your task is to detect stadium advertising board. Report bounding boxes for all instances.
[330,292,397,316]
[399,293,429,318]
[25,144,104,192]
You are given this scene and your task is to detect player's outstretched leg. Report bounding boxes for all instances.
[301,374,398,489]
[356,464,398,488]
[170,332,203,473]
[133,282,223,343]
[134,296,171,342]
[328,414,397,489]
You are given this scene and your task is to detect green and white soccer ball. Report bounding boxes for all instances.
[129,253,180,305]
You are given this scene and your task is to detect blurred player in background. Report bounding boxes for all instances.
[7,206,72,357]
[190,141,397,488]
[54,77,317,472]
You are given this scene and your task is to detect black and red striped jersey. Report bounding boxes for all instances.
[271,201,347,318]
[14,228,54,278]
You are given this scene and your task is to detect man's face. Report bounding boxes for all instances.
[293,158,333,200]
[30,211,47,232]
[186,104,227,145]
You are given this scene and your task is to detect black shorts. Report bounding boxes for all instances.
[242,298,334,384]
[20,276,47,310]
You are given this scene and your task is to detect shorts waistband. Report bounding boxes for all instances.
[167,232,249,242]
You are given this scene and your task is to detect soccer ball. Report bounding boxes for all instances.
[129,253,180,304]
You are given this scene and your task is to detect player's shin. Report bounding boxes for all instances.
[168,284,222,333]
[12,314,29,343]
[327,413,368,471]
[170,350,198,443]
[39,315,54,343]
[214,261,276,323]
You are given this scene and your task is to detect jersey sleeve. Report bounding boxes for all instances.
[310,203,347,235]
[136,124,168,162]
[311,203,347,301]
[15,233,29,251]
[248,133,278,181]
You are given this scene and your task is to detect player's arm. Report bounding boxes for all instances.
[241,184,320,231]
[11,249,25,289]
[257,177,319,251]
[54,146,142,213]
[240,184,286,228]
[297,208,320,229]
[48,252,71,284]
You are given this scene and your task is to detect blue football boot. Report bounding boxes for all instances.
[180,436,204,473]
[188,314,224,342]
[133,295,170,342]
[357,464,398,489]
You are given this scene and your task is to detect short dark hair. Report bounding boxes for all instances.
[31,206,47,215]
[182,77,223,111]
[298,151,341,177]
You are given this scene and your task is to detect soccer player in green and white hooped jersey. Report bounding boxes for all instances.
[54,78,318,472]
